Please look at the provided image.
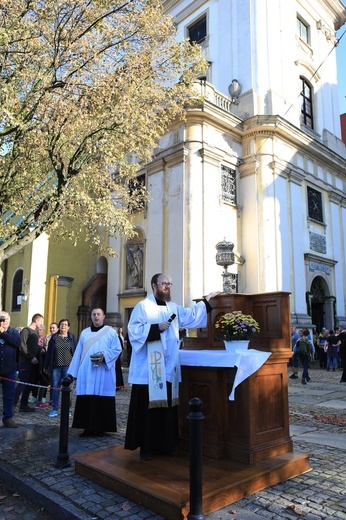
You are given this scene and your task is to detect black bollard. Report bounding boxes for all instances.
[55,376,72,468]
[187,397,205,520]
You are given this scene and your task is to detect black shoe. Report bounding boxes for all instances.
[19,405,36,412]
[140,449,152,461]
[3,418,18,428]
[340,379,346,383]
[289,373,298,379]
[79,430,94,437]
[301,378,306,385]
[306,376,311,382]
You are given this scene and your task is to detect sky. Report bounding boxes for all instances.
[336,27,346,115]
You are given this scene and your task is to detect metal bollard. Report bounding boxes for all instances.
[187,397,205,520]
[55,376,72,468]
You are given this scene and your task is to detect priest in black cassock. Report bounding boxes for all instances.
[124,273,217,460]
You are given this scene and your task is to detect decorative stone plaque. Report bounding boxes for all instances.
[309,232,326,254]
[309,261,330,275]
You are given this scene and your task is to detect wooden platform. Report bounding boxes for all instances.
[74,445,310,519]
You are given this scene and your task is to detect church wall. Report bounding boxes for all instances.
[146,167,165,280]
[168,0,344,137]
[33,234,96,335]
[28,234,49,320]
[183,121,243,298]
[238,162,260,294]
[237,112,346,322]
[2,243,34,329]
[200,153,239,296]
[3,236,48,329]
[329,197,346,317]
[340,204,346,318]
[107,237,122,312]
[166,161,185,292]
[183,133,206,303]
[109,104,346,328]
[289,174,309,315]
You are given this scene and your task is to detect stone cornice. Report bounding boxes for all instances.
[185,102,243,140]
[55,276,74,288]
[304,252,338,266]
[148,145,189,171]
[328,190,346,205]
[269,160,303,181]
[297,0,346,30]
[319,0,346,30]
[198,146,225,166]
[162,0,182,14]
[164,0,209,24]
[287,168,306,185]
[242,115,346,173]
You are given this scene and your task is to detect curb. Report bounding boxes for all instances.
[0,460,88,520]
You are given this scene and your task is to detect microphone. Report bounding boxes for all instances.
[168,313,176,323]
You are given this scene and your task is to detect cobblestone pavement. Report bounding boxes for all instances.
[0,362,345,519]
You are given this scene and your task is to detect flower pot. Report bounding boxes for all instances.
[223,340,250,352]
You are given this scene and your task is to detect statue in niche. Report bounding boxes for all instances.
[126,243,143,288]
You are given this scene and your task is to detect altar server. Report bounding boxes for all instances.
[68,308,122,437]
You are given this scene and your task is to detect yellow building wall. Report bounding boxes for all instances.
[44,237,98,336]
[2,234,98,337]
[1,243,34,329]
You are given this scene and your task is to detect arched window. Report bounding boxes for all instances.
[12,269,23,312]
[300,77,313,129]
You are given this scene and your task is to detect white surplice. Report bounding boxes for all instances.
[128,294,208,385]
[68,325,122,396]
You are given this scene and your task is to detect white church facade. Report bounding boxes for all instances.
[106,0,346,334]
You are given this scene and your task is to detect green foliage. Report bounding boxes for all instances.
[0,0,206,260]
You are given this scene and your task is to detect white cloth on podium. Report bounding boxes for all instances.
[179,349,271,400]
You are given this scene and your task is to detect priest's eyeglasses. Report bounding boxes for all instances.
[157,282,172,287]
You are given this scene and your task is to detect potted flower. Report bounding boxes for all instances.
[214,310,260,351]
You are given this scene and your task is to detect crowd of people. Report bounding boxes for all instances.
[0,309,123,432]
[2,289,345,458]
[0,272,218,457]
[290,324,346,384]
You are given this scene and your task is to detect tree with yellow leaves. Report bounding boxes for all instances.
[0,0,206,296]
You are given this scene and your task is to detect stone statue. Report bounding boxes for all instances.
[126,243,143,288]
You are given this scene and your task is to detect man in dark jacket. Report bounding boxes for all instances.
[14,313,44,412]
[0,311,21,427]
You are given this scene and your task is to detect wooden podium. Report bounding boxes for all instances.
[179,291,295,463]
[74,292,310,519]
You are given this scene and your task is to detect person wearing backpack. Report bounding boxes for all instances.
[293,328,313,385]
